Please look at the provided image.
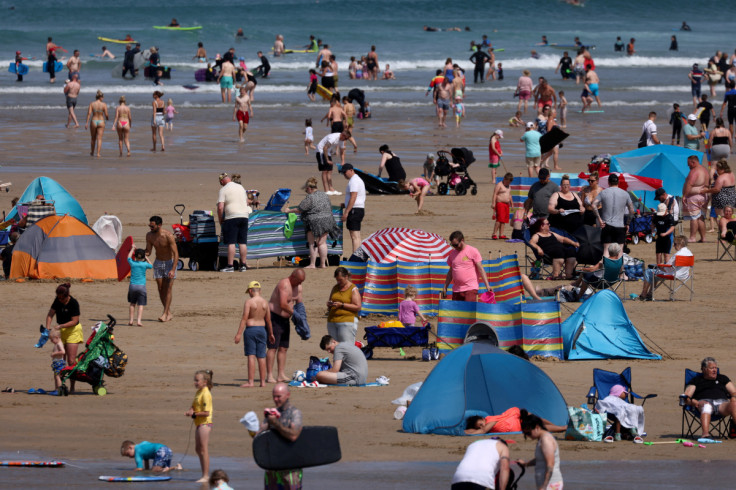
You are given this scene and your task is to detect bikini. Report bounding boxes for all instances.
[92,104,105,127]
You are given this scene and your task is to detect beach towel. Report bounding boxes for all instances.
[291,302,310,340]
[595,395,645,436]
[288,381,386,388]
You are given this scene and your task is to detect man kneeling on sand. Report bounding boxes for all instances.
[317,335,368,386]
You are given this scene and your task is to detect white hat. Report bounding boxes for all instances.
[494,129,504,138]
[687,114,697,121]
[426,153,435,160]
[525,122,535,129]
[656,203,667,216]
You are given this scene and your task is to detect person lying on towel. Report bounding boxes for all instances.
[316,335,368,386]
[465,408,567,434]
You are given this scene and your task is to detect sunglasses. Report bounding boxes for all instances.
[451,241,462,249]
[588,179,597,183]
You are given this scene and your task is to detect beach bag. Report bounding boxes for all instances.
[637,130,648,148]
[306,356,332,382]
[565,405,607,441]
[105,346,128,378]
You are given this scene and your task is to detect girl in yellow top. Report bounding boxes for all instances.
[185,369,213,483]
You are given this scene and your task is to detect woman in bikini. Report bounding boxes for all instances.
[113,95,132,157]
[84,90,108,157]
[151,90,166,152]
[581,171,603,226]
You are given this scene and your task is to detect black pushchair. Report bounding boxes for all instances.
[435,147,477,196]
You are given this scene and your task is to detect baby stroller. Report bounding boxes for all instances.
[435,148,477,196]
[59,315,127,396]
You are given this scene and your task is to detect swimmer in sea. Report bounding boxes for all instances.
[169,18,180,27]
[423,26,440,32]
[194,42,207,62]
[680,21,691,31]
[382,64,395,80]
[113,95,132,157]
[96,46,115,59]
[583,66,601,109]
[530,50,540,60]
[236,28,245,37]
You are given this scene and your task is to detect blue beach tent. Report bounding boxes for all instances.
[561,290,661,361]
[5,177,87,224]
[402,342,568,435]
[609,145,703,209]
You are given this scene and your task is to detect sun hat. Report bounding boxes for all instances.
[525,122,535,129]
[609,384,628,397]
[494,129,504,138]
[426,153,435,160]
[687,114,697,121]
[656,203,667,216]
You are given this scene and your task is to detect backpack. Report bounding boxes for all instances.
[637,130,648,148]
[305,356,331,382]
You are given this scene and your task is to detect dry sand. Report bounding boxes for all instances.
[1,105,734,468]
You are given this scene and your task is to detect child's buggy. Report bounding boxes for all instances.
[627,213,654,245]
[435,148,478,196]
[172,204,219,271]
[59,315,126,396]
[588,153,611,174]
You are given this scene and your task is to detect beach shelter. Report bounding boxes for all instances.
[609,145,703,209]
[561,290,661,360]
[5,176,87,224]
[10,215,117,279]
[402,341,568,435]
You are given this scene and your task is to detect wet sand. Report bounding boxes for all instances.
[1,102,735,484]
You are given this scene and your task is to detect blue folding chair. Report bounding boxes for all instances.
[681,368,732,439]
[586,367,657,409]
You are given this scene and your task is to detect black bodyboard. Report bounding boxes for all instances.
[540,126,569,154]
[352,167,406,195]
[253,426,341,470]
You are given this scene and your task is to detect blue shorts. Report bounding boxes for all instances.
[588,83,599,97]
[244,326,267,358]
[220,76,234,89]
[691,84,701,98]
[153,446,172,469]
[128,284,148,306]
[51,359,66,374]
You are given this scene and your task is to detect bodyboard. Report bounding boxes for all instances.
[253,426,341,470]
[8,63,29,75]
[116,236,134,281]
[540,126,569,154]
[341,166,406,195]
[42,61,64,73]
[99,475,171,482]
[153,26,202,31]
[98,37,136,44]
[0,460,64,467]
[316,84,333,101]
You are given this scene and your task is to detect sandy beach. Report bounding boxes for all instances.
[2,99,736,487]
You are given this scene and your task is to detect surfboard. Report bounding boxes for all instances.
[99,476,171,482]
[540,126,569,154]
[111,50,149,78]
[253,426,341,471]
[577,110,605,113]
[116,236,134,281]
[8,63,29,75]
[316,84,333,101]
[98,37,136,44]
[0,461,65,467]
[42,61,64,73]
[153,25,202,31]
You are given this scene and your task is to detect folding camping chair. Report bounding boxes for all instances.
[583,256,626,299]
[586,367,657,410]
[651,255,694,301]
[522,226,555,280]
[681,368,732,439]
[716,236,736,261]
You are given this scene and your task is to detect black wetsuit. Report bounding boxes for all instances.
[724,89,736,125]
[257,55,271,77]
[614,41,624,52]
[669,110,683,144]
[149,52,161,84]
[122,49,136,78]
[15,54,23,82]
[47,52,56,80]
[697,101,713,128]
[558,56,572,79]
[469,50,490,83]
[669,39,678,51]
[348,88,366,117]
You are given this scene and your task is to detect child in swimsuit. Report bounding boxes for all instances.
[165,98,177,131]
[382,64,396,80]
[453,97,465,127]
[304,118,315,155]
[509,111,524,127]
[558,91,567,128]
[400,177,431,213]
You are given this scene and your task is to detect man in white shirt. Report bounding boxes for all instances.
[217,173,251,272]
[340,163,366,254]
[316,130,351,195]
[641,112,660,146]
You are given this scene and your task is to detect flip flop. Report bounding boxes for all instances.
[499,235,508,240]
[491,235,498,240]
[27,388,36,394]
[604,435,615,443]
[46,390,59,396]
[36,388,46,394]
[633,436,644,444]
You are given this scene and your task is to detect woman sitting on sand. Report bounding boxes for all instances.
[326,267,362,343]
[399,177,431,214]
[113,95,132,157]
[286,177,335,268]
[528,218,579,280]
[84,90,108,157]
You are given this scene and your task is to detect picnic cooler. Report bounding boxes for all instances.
[362,325,431,359]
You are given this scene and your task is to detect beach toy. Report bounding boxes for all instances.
[697,438,722,444]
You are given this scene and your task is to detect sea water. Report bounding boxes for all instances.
[0,0,734,112]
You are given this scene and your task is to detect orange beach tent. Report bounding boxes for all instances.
[10,215,116,280]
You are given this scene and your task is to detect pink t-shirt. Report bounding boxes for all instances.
[447,244,482,292]
[399,299,420,325]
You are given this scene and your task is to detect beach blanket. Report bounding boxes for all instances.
[595,395,646,436]
[288,381,386,388]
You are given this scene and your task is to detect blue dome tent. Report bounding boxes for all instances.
[5,176,87,225]
[402,341,568,435]
[561,290,661,361]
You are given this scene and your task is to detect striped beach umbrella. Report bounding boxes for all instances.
[358,227,451,263]
[578,171,662,192]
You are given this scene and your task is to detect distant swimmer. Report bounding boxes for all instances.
[97,46,115,59]
[194,42,207,62]
[670,35,678,51]
[680,21,691,31]
[530,50,540,60]
[124,34,134,42]
[627,38,636,56]
[537,35,548,46]
[480,35,490,47]
[423,25,440,32]
[273,35,284,57]
[236,28,245,37]
[168,18,179,27]
[304,35,318,52]
[614,36,624,52]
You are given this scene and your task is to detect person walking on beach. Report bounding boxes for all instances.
[521,122,542,177]
[516,69,533,113]
[491,172,513,240]
[340,164,366,254]
[640,112,660,147]
[218,57,236,103]
[113,95,132,157]
[63,73,80,128]
[145,215,178,322]
[267,270,305,383]
[233,86,252,143]
[689,63,704,110]
[151,90,166,152]
[259,383,304,489]
[84,90,108,157]
[185,369,213,484]
[316,130,350,195]
[519,411,564,490]
[217,172,251,272]
[442,230,491,302]
[126,245,152,326]
[435,78,451,128]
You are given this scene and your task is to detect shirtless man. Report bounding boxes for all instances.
[64,73,81,128]
[682,155,711,243]
[573,49,585,84]
[583,66,601,109]
[492,172,514,239]
[535,78,556,115]
[218,58,236,103]
[434,78,451,128]
[193,42,207,62]
[267,269,306,383]
[234,281,274,388]
[316,44,332,69]
[367,45,379,80]
[233,86,253,142]
[145,215,178,322]
[322,96,347,134]
[46,37,59,56]
[273,35,284,57]
[67,50,81,80]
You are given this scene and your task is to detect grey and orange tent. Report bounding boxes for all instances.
[10,215,116,280]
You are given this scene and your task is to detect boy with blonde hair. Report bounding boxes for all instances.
[121,440,180,472]
[49,329,65,395]
[234,281,274,387]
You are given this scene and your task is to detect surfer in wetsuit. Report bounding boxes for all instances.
[469,48,490,84]
[255,51,271,78]
[555,51,573,80]
[680,21,691,31]
[122,45,136,78]
[614,36,624,52]
[169,18,180,27]
[47,48,57,84]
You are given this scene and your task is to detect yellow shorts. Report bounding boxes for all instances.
[60,323,84,344]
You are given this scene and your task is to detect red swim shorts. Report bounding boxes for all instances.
[495,201,510,224]
[237,110,249,124]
